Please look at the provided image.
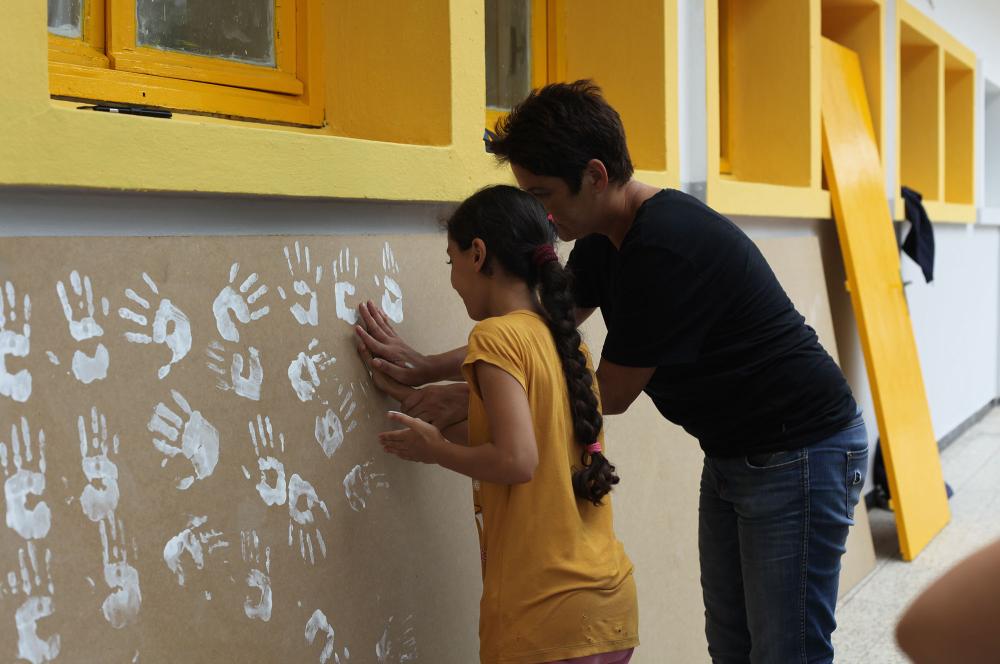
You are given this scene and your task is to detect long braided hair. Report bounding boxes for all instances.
[446,185,619,505]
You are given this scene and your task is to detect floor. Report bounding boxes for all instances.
[833,407,1000,663]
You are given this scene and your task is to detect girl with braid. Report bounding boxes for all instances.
[373,185,639,664]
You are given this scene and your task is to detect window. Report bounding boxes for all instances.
[484,0,555,129]
[47,0,323,126]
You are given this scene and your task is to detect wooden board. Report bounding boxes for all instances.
[821,37,949,561]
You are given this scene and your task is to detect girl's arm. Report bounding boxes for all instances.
[378,361,537,485]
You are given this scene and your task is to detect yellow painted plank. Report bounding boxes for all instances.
[821,37,949,561]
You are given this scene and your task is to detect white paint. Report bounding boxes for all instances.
[71,343,110,384]
[287,473,331,565]
[10,542,60,664]
[100,516,141,628]
[148,390,220,490]
[1,417,51,540]
[78,407,120,523]
[45,351,58,366]
[212,262,270,343]
[162,515,228,587]
[249,415,287,506]
[314,409,345,459]
[240,530,272,622]
[331,248,360,325]
[281,241,323,326]
[56,271,110,384]
[0,281,31,402]
[306,609,350,664]
[343,460,389,512]
[376,614,417,664]
[380,242,404,324]
[288,338,336,402]
[119,273,192,379]
[206,340,263,401]
[56,271,105,341]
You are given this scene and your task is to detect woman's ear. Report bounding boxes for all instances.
[585,158,610,193]
[471,238,488,273]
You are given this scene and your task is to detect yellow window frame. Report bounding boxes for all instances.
[485,0,564,130]
[48,0,324,127]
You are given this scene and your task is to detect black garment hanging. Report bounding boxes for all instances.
[901,186,935,283]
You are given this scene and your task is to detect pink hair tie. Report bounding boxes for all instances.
[532,243,558,268]
[586,442,602,454]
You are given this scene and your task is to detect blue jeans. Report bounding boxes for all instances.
[698,416,868,664]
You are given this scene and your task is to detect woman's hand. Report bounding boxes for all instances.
[400,383,470,430]
[378,411,447,464]
[355,301,432,386]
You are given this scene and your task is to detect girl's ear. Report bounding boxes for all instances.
[471,238,487,274]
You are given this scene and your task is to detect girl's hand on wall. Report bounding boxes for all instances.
[378,411,446,464]
[355,301,430,386]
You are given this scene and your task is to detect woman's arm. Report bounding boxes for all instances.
[378,361,537,484]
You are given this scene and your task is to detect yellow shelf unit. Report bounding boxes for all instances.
[706,0,829,219]
[1,1,678,201]
[821,0,886,173]
[562,0,679,184]
[895,2,977,223]
[705,0,886,220]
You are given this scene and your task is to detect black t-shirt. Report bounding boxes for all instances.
[568,189,858,457]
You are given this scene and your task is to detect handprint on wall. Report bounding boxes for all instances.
[212,262,270,343]
[1,416,51,540]
[119,272,192,379]
[0,280,31,402]
[148,390,220,490]
[278,241,323,326]
[55,270,110,384]
[77,406,120,524]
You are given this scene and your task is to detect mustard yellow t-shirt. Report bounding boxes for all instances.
[461,310,639,664]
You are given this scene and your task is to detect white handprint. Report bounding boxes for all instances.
[315,382,360,459]
[56,270,110,384]
[1,417,51,540]
[10,542,60,664]
[206,340,263,401]
[240,529,272,622]
[374,242,404,324]
[344,460,390,512]
[0,281,31,402]
[119,272,192,380]
[148,390,220,490]
[288,473,330,565]
[306,609,351,664]
[162,515,229,587]
[213,262,269,343]
[78,407,120,523]
[331,248,360,325]
[278,241,323,326]
[288,338,337,402]
[100,515,141,628]
[243,415,287,507]
[376,614,417,664]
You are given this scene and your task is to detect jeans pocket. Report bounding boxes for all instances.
[745,448,805,470]
[845,448,869,520]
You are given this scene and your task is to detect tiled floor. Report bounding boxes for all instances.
[833,408,1000,663]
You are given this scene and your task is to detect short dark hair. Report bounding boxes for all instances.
[489,80,634,193]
